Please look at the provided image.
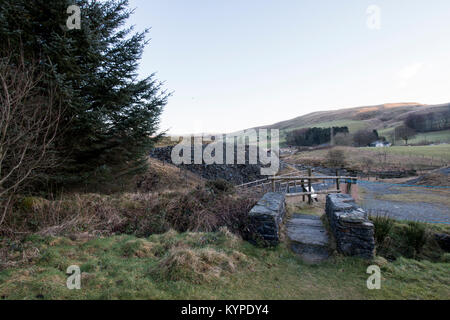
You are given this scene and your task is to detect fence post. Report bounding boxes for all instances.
[301,179,305,202]
[308,168,312,204]
[336,169,340,191]
[272,178,275,192]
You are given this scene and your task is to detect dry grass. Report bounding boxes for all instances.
[152,247,249,283]
[2,184,257,241]
[285,197,325,216]
[135,157,203,192]
[146,227,249,284]
[2,156,258,238]
[414,171,450,187]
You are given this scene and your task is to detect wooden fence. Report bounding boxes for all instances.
[236,169,358,204]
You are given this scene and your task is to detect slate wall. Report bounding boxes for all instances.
[248,192,286,246]
[326,194,375,259]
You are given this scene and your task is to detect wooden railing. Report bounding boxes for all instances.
[237,169,358,204]
[235,171,301,193]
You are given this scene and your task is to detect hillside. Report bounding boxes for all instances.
[253,102,450,145]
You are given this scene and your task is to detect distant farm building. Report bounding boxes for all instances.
[369,140,391,147]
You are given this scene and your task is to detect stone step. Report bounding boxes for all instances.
[286,213,330,264]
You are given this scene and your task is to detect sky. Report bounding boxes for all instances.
[127,0,450,134]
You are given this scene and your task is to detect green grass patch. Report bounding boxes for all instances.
[370,215,450,262]
[379,128,450,145]
[1,227,449,300]
[408,130,450,145]
[361,144,450,162]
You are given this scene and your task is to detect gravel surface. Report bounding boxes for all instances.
[358,181,450,224]
[282,161,450,224]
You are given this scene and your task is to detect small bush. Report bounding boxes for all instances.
[368,214,447,261]
[404,221,427,256]
[325,149,346,168]
[371,214,394,245]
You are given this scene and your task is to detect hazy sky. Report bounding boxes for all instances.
[128,0,450,134]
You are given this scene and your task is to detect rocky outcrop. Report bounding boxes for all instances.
[248,192,286,246]
[326,194,375,259]
[434,233,450,252]
[150,146,268,185]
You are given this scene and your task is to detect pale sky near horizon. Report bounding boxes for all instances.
[127,0,450,134]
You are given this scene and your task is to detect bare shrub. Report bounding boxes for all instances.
[0,51,62,225]
[157,186,256,236]
[394,125,416,145]
[325,149,346,168]
[2,186,257,239]
[361,157,375,174]
[1,194,124,237]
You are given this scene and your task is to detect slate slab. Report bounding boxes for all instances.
[287,213,330,263]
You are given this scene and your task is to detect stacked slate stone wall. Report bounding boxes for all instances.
[150,146,267,185]
[326,194,375,259]
[248,192,286,246]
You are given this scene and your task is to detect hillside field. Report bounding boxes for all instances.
[362,144,450,161]
[283,144,450,171]
[249,102,450,147]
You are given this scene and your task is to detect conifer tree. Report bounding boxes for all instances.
[0,0,168,186]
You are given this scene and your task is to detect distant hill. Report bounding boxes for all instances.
[251,102,450,145]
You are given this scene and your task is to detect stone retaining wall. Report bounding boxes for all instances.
[326,194,375,259]
[248,192,286,246]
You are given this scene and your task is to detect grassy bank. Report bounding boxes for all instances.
[0,226,449,300]
[378,128,450,146]
[1,158,448,300]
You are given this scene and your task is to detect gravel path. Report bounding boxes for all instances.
[358,181,450,224]
[281,160,450,224]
